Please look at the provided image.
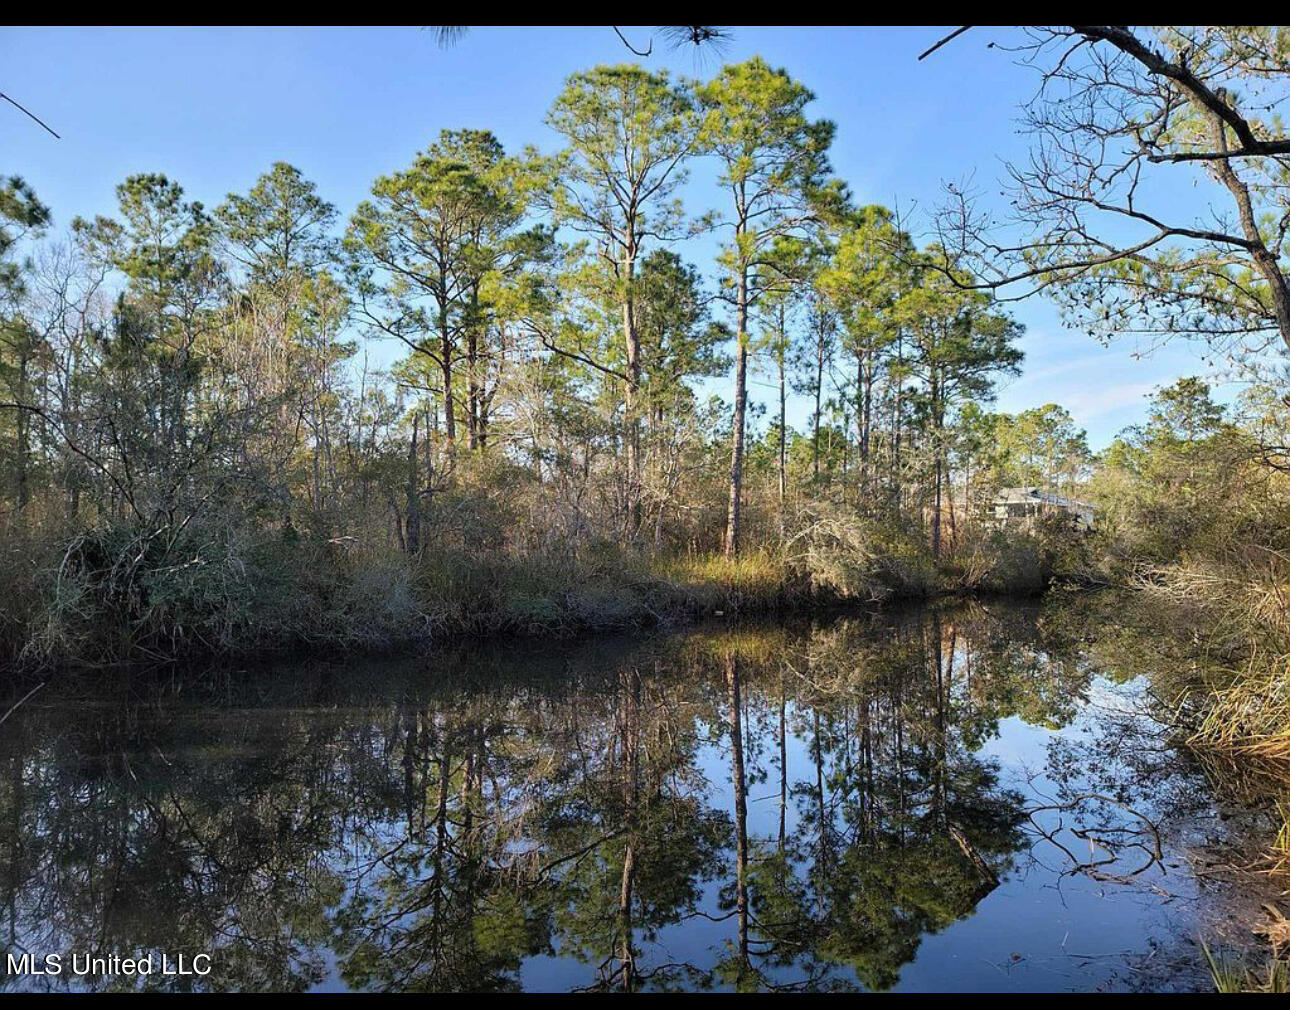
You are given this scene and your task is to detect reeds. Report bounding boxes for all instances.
[1189,653,1290,762]
[1274,801,1290,876]
[1202,941,1289,993]
[1135,555,1290,763]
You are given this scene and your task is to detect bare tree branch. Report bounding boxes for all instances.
[0,90,60,139]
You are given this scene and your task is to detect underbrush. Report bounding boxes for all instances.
[787,509,934,600]
[1192,657,1290,762]
[6,520,430,670]
[1,507,1104,672]
[0,524,821,671]
[1135,558,1290,762]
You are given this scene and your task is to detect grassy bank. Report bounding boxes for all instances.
[1131,560,1290,764]
[1118,560,1290,969]
[0,513,1085,672]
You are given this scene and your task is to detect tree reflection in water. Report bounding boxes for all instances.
[0,599,1256,992]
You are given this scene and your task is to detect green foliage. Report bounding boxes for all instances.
[990,404,1091,490]
[216,161,336,284]
[635,249,729,406]
[787,506,935,601]
[0,174,49,294]
[14,516,428,666]
[1088,377,1276,567]
[545,64,699,250]
[0,61,1088,672]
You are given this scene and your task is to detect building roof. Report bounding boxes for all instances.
[994,487,1095,512]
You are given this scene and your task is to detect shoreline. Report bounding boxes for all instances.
[1,561,1077,680]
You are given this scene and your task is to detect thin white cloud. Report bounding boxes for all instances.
[1059,381,1156,421]
[1009,351,1136,388]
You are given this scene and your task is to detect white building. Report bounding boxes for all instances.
[991,487,1095,530]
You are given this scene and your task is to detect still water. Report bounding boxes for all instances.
[0,598,1280,992]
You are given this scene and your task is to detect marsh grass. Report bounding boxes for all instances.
[1202,941,1290,993]
[653,551,803,609]
[0,509,1100,672]
[1276,802,1290,869]
[0,531,828,670]
[416,547,814,639]
[1191,656,1290,763]
[1137,559,1290,763]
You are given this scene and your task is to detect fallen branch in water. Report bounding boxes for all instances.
[1026,792,1163,883]
[0,681,45,728]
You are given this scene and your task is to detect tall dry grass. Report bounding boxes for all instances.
[1139,557,1290,763]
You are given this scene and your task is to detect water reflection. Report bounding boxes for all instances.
[0,600,1271,991]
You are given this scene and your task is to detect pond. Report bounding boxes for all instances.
[0,597,1281,992]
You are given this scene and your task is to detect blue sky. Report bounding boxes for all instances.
[1,25,1234,447]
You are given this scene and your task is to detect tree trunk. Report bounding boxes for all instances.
[724,268,750,558]
[931,372,943,558]
[438,291,455,447]
[863,349,873,489]
[622,259,642,543]
[467,327,479,451]
[1205,115,1290,352]
[812,342,823,480]
[404,413,421,554]
[726,653,750,975]
[893,331,904,512]
[467,283,482,451]
[777,316,787,542]
[14,354,29,512]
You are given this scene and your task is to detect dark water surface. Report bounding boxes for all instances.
[0,598,1280,992]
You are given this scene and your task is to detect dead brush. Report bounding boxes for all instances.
[1190,652,1290,762]
[1273,802,1290,878]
